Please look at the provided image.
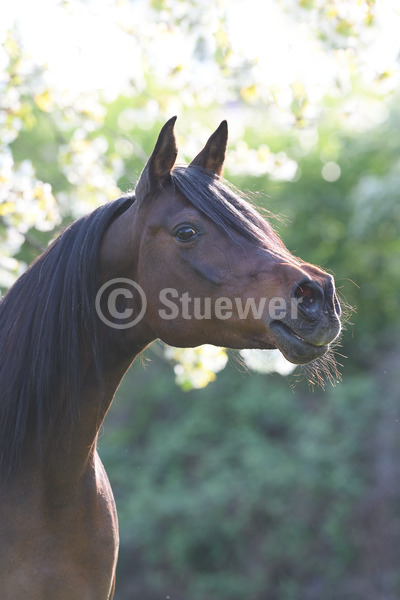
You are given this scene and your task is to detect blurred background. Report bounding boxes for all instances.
[1,1,400,598]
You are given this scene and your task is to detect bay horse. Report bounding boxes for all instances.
[0,117,341,599]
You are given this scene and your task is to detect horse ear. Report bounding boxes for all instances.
[189,120,228,177]
[135,116,178,200]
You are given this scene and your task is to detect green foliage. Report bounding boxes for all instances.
[100,356,383,599]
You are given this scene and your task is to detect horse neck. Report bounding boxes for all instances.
[44,203,151,485]
[26,350,140,488]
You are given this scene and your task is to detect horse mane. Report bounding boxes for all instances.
[0,194,134,481]
[171,166,289,258]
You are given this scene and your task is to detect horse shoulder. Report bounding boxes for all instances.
[0,453,118,599]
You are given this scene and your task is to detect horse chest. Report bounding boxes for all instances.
[0,458,118,599]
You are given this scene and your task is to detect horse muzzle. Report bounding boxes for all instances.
[268,276,342,364]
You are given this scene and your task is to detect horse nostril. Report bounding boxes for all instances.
[292,279,323,314]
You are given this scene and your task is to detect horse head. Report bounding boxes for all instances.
[100,117,342,365]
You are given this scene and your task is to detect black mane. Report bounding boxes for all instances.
[171,166,288,257]
[0,195,134,481]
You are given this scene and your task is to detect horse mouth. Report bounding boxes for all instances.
[269,320,329,365]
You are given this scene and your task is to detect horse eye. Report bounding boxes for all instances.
[174,226,198,242]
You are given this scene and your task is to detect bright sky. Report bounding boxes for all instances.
[2,0,400,97]
[1,0,140,93]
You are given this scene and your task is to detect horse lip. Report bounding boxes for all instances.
[269,320,329,364]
